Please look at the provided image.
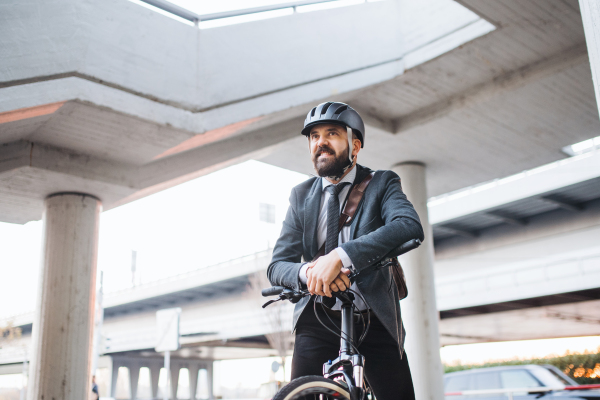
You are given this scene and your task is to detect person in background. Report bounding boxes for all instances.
[91,375,99,400]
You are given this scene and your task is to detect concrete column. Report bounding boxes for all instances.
[579,0,600,117]
[392,163,444,400]
[129,365,140,400]
[110,363,120,398]
[206,363,214,400]
[28,193,102,400]
[170,365,180,400]
[188,365,200,400]
[149,363,161,399]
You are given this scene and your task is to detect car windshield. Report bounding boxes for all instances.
[500,370,542,388]
[544,366,574,386]
[446,374,471,392]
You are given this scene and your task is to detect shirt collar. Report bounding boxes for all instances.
[321,164,357,191]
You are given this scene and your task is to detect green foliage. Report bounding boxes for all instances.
[444,348,600,384]
[0,322,22,349]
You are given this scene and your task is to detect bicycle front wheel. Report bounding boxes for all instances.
[273,376,351,400]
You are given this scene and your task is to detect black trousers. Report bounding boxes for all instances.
[291,302,415,400]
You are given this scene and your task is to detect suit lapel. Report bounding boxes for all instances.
[350,164,372,239]
[304,178,322,259]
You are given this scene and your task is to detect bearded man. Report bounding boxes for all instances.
[267,102,424,399]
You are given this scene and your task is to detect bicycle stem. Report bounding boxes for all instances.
[340,303,354,356]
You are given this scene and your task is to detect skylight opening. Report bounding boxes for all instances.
[199,8,293,29]
[562,135,600,156]
[296,0,365,13]
[128,0,195,26]
[128,0,375,29]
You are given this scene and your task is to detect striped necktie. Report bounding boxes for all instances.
[324,183,349,254]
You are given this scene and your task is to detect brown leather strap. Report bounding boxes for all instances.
[338,172,374,230]
[313,172,375,260]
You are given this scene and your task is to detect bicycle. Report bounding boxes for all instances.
[261,239,421,400]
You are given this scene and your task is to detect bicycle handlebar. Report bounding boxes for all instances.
[261,286,285,297]
[261,239,422,299]
[383,238,422,259]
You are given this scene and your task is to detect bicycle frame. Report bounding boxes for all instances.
[262,239,422,400]
[321,292,367,400]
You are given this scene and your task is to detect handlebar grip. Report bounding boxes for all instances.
[385,239,422,259]
[261,286,285,297]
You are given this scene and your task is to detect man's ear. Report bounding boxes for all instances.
[352,138,361,157]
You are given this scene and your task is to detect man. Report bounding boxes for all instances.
[267,101,424,399]
[91,375,99,400]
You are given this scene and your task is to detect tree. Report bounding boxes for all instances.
[0,321,22,348]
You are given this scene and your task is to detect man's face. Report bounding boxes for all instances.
[309,123,351,177]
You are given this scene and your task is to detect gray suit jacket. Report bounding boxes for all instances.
[267,164,424,352]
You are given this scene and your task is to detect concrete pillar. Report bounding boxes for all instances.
[206,363,214,400]
[129,365,140,400]
[579,0,600,117]
[110,363,120,398]
[149,363,161,399]
[188,365,200,400]
[170,365,180,400]
[28,193,102,400]
[391,163,444,400]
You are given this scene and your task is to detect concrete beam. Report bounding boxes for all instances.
[485,211,527,226]
[540,196,584,212]
[393,44,589,133]
[428,152,600,225]
[436,225,478,238]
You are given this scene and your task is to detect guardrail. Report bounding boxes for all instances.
[140,0,354,23]
[445,384,600,400]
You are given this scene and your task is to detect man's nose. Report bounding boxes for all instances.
[316,135,328,147]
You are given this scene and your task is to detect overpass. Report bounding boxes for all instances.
[2,0,600,399]
[2,149,599,396]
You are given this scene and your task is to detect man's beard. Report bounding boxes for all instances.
[312,145,352,178]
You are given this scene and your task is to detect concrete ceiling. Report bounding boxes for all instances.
[1,0,598,224]
[260,0,600,197]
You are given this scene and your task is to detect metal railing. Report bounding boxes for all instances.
[140,0,354,23]
[446,384,600,399]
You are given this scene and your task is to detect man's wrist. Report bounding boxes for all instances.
[334,247,354,271]
[298,262,310,284]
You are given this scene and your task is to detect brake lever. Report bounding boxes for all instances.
[262,299,280,308]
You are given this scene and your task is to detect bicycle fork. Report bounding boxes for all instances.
[323,301,366,399]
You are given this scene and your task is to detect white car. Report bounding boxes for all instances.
[444,364,600,399]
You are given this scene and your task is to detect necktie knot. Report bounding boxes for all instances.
[325,182,348,197]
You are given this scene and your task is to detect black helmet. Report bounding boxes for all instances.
[301,102,365,148]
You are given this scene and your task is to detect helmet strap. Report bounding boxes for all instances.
[347,126,355,164]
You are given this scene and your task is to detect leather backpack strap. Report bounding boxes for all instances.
[312,172,375,261]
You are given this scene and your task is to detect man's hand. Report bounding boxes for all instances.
[330,269,351,294]
[307,251,347,297]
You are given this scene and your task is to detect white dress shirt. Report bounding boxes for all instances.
[298,165,368,310]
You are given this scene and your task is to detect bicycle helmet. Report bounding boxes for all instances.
[301,102,365,148]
